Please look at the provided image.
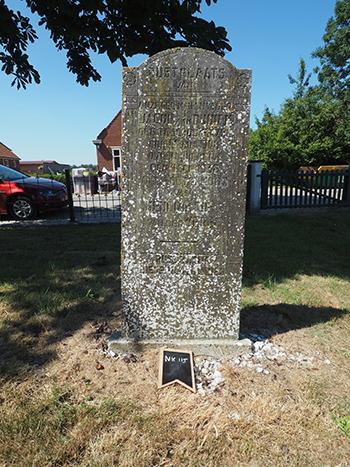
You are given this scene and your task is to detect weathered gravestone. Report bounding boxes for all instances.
[119,47,251,352]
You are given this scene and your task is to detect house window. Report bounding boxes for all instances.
[112,147,121,172]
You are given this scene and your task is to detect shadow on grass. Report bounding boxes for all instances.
[0,280,122,375]
[240,303,348,339]
[243,212,350,287]
[0,288,123,381]
[0,224,121,380]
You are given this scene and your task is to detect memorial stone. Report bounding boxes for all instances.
[121,47,251,347]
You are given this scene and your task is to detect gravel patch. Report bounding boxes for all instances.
[96,335,331,396]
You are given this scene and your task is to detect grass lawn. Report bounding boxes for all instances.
[1,211,350,466]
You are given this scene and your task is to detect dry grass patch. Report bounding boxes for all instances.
[2,324,350,466]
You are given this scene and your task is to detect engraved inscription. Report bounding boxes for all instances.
[147,66,226,80]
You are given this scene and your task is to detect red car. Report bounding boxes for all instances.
[0,165,68,220]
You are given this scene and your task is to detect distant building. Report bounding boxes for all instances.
[20,160,71,174]
[0,142,21,169]
[93,111,122,173]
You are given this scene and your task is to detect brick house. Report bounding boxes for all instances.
[0,142,21,169]
[93,111,122,173]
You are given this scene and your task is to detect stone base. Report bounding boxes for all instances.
[108,331,252,358]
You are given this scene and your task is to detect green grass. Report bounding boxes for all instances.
[335,415,350,440]
[241,212,350,341]
[243,211,350,287]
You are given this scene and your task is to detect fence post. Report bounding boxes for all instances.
[247,161,263,213]
[260,168,268,209]
[342,169,350,206]
[65,169,76,222]
[246,163,252,212]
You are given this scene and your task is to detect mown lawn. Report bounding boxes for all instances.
[0,212,350,466]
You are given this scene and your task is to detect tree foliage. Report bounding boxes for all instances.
[249,0,350,169]
[287,58,311,99]
[0,0,231,88]
[313,0,350,99]
[249,88,349,169]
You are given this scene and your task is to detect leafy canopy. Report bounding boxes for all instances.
[0,0,231,89]
[313,0,350,99]
[249,85,349,169]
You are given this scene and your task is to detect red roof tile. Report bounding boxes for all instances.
[0,142,21,160]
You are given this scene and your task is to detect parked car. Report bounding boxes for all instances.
[0,165,68,220]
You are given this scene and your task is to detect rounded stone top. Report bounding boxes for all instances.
[135,47,247,74]
[122,46,251,99]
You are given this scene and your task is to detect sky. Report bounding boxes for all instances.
[0,0,336,166]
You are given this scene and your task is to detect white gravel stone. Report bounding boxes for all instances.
[195,358,225,394]
[229,337,330,374]
[228,411,241,421]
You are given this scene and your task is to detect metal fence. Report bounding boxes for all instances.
[65,170,121,223]
[260,169,350,209]
[2,165,350,222]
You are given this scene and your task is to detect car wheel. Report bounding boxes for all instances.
[8,196,36,220]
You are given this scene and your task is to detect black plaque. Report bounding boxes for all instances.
[158,349,196,392]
